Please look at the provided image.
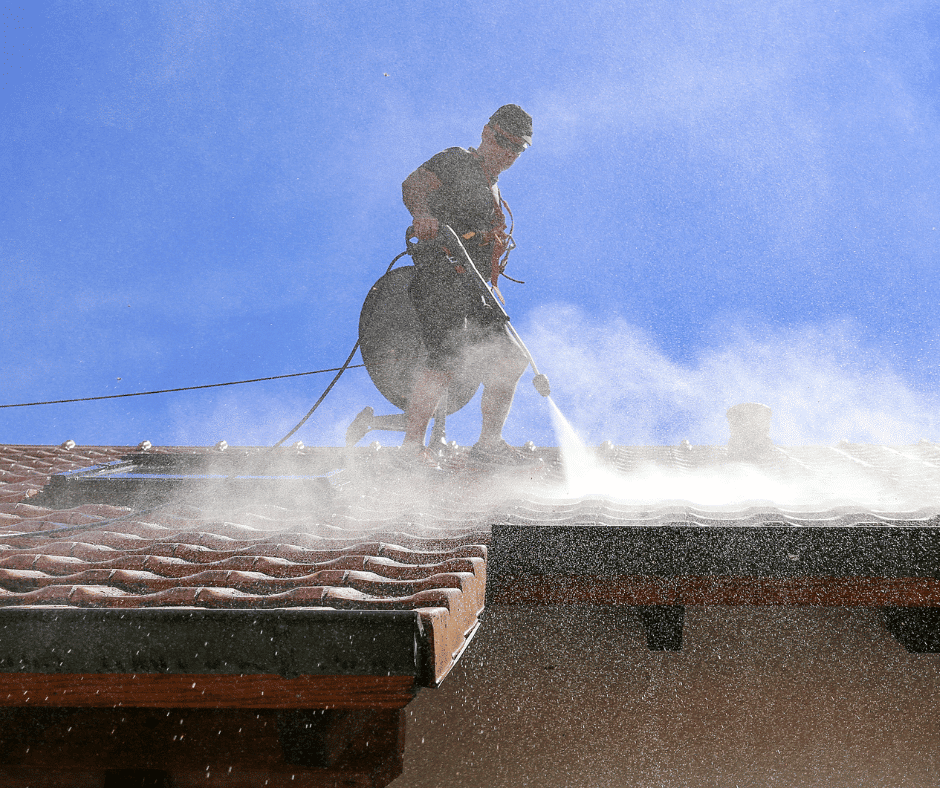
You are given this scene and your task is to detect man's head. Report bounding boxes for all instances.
[487,104,533,154]
[479,104,532,176]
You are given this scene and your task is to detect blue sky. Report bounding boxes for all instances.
[2,1,939,448]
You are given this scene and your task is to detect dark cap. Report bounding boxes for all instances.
[488,104,533,147]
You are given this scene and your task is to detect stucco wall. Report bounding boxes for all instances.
[397,605,939,787]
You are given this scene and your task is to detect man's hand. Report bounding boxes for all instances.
[403,167,443,240]
[412,215,439,241]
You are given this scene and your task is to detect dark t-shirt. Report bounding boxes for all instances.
[407,148,508,368]
[421,147,501,245]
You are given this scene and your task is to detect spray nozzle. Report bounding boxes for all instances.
[533,373,551,397]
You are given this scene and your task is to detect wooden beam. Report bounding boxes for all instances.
[885,607,940,653]
[0,674,415,709]
[490,575,940,607]
[276,708,406,780]
[0,770,382,788]
[637,606,685,651]
[491,576,678,605]
[0,707,408,787]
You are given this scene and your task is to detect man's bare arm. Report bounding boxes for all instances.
[402,167,443,240]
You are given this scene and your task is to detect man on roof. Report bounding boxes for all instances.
[401,104,534,463]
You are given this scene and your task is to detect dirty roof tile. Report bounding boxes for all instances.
[2,439,939,685]
[0,444,489,686]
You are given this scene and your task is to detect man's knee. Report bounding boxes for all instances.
[482,348,527,389]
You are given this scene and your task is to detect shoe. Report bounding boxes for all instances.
[345,407,374,447]
[391,444,443,473]
[468,439,536,467]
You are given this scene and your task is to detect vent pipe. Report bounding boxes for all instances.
[726,403,774,460]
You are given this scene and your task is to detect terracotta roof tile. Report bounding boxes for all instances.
[1,440,937,686]
[0,444,489,686]
[31,554,89,573]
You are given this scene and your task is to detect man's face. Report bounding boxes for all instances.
[481,124,524,173]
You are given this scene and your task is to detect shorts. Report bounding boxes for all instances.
[408,246,509,373]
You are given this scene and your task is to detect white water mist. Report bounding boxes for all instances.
[546,396,931,510]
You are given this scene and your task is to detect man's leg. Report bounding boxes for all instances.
[475,340,528,447]
[403,367,452,448]
[404,257,465,450]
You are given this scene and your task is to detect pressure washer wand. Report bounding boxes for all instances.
[441,225,551,398]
